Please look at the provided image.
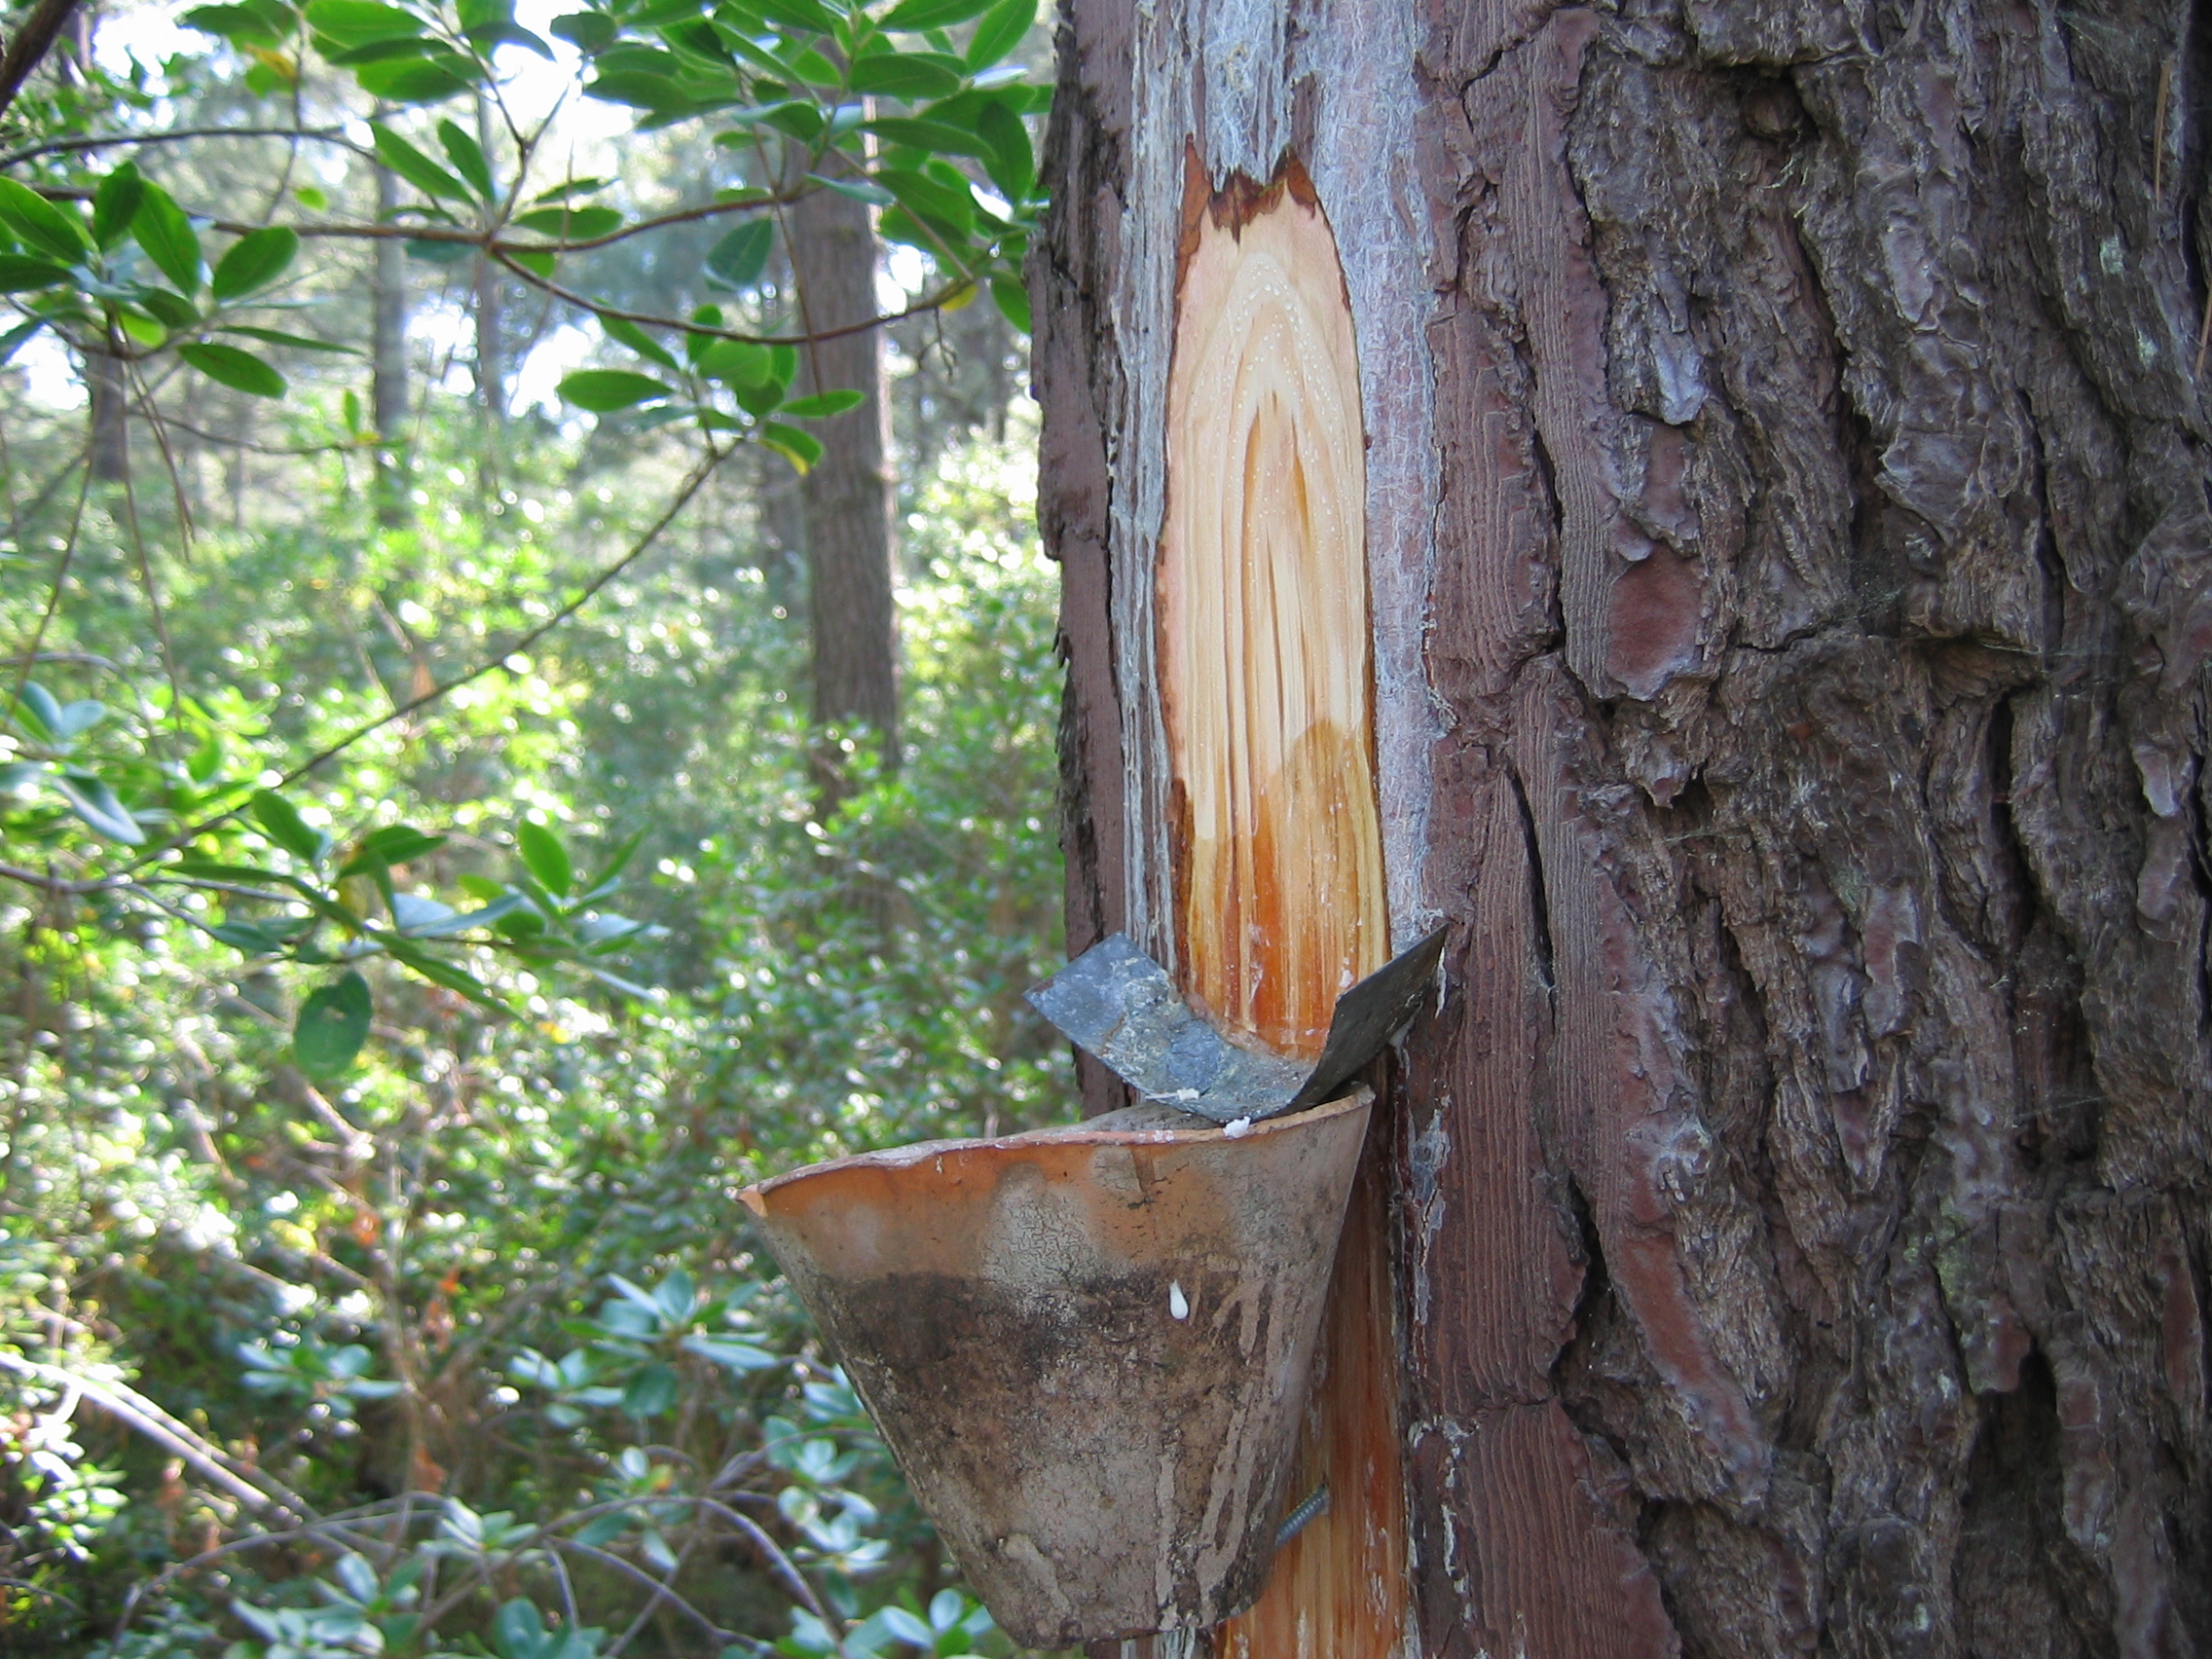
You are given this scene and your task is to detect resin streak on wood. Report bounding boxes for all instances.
[1159,165,1404,1659]
[1159,166,1389,1057]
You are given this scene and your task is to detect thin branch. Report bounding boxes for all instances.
[607,1524,707,1658]
[0,124,370,169]
[0,649,122,673]
[545,1539,739,1646]
[0,1575,86,1613]
[146,413,365,459]
[0,0,80,122]
[31,185,975,348]
[0,1350,313,1522]
[693,1498,835,1630]
[9,459,91,714]
[129,440,734,869]
[491,245,971,348]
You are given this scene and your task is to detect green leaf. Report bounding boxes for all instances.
[353,51,480,102]
[750,0,837,33]
[182,1,297,44]
[51,772,144,843]
[179,341,286,397]
[849,50,966,99]
[11,685,59,743]
[511,204,624,239]
[466,18,553,55]
[217,324,360,353]
[977,98,1032,201]
[964,0,1032,68]
[210,226,300,299]
[437,119,496,202]
[598,313,677,370]
[704,218,773,290]
[516,821,572,895]
[92,165,147,250]
[373,124,473,201]
[506,247,555,278]
[47,698,105,740]
[988,270,1029,332]
[211,920,293,953]
[559,369,677,412]
[0,255,69,292]
[809,172,894,206]
[654,1267,696,1323]
[302,0,424,46]
[548,10,614,51]
[294,970,372,1080]
[584,69,690,109]
[882,0,992,27]
[132,184,203,293]
[760,422,822,472]
[250,787,329,863]
[778,388,864,418]
[682,1334,779,1372]
[683,304,723,360]
[875,164,974,235]
[0,178,88,263]
[622,1362,679,1418]
[865,115,983,156]
[492,1600,543,1659]
[384,937,511,1013]
[531,175,609,203]
[579,826,648,896]
[12,683,61,740]
[338,824,447,876]
[698,337,770,386]
[322,33,438,61]
[137,288,201,328]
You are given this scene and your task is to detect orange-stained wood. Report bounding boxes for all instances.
[1159,155,1390,1059]
[1158,154,1408,1659]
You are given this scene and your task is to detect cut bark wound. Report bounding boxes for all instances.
[1160,158,1407,1659]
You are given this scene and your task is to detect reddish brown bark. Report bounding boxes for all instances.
[1038,0,2212,1655]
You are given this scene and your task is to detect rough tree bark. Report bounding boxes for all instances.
[1034,2,2212,1656]
[788,176,900,770]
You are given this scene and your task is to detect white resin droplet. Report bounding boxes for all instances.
[1169,1280,1190,1320]
[1224,1117,1253,1138]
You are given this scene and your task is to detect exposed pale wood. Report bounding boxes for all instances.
[1160,166,1389,1055]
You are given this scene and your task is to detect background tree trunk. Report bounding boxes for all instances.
[788,175,899,774]
[371,145,410,528]
[85,336,127,484]
[1036,2,2212,1656]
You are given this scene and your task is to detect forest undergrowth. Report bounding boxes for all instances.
[5,409,1071,1657]
[0,0,1069,1645]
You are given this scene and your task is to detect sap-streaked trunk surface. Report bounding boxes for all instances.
[1034,1,2212,1655]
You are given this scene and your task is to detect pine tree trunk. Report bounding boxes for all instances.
[371,147,410,528]
[1035,3,2212,1656]
[789,174,899,770]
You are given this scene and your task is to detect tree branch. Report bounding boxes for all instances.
[0,124,370,169]
[0,0,79,123]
